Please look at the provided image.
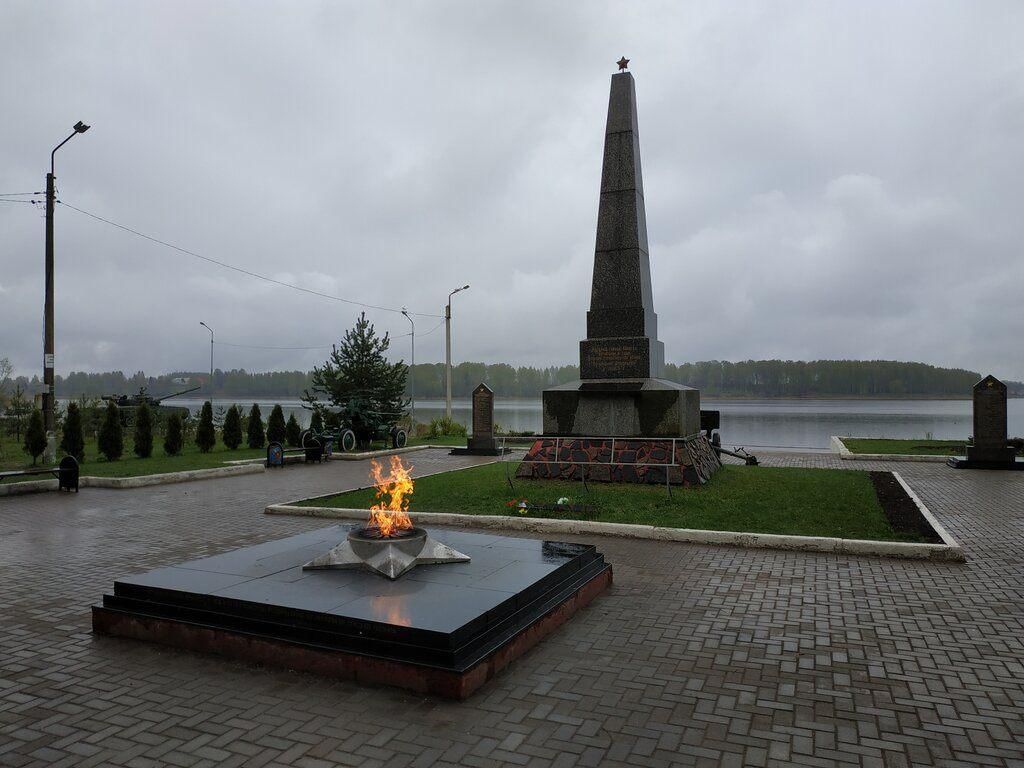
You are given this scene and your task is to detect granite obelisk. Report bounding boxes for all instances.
[542,66,700,438]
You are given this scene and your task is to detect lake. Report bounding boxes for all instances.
[166,397,1024,452]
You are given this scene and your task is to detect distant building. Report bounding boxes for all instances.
[171,377,191,386]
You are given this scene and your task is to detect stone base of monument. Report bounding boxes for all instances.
[542,379,701,438]
[516,435,720,486]
[449,440,513,457]
[947,449,1024,471]
[91,526,611,700]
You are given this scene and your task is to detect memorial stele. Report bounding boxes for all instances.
[542,60,700,438]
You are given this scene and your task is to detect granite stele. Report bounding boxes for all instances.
[519,63,720,486]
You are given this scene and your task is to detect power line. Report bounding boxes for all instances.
[0,198,39,204]
[216,341,335,351]
[0,192,42,196]
[57,200,444,319]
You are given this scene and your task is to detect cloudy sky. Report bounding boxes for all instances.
[2,1,1022,381]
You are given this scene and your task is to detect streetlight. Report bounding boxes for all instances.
[199,322,214,409]
[445,285,470,420]
[401,308,415,431]
[43,120,90,462]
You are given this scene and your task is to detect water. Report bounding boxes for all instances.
[143,396,1024,452]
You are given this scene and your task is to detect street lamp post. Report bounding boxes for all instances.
[401,309,415,430]
[445,285,470,421]
[199,322,214,409]
[43,120,90,463]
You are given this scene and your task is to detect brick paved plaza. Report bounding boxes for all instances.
[1,450,1023,767]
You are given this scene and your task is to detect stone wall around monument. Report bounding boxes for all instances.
[543,379,699,438]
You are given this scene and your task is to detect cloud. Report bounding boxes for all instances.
[2,1,1022,382]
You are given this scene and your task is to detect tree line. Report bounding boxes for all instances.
[4,359,1022,400]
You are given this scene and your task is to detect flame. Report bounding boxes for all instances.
[367,456,414,537]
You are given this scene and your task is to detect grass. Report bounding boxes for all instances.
[0,436,265,479]
[841,438,970,456]
[298,461,919,542]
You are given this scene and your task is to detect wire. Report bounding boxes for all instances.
[0,198,39,204]
[57,200,445,318]
[216,341,336,351]
[0,192,42,196]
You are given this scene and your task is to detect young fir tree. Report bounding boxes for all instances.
[309,409,324,433]
[60,402,86,461]
[285,413,301,447]
[267,404,287,444]
[133,402,154,458]
[195,401,216,453]
[97,401,124,461]
[23,409,47,465]
[247,403,265,449]
[301,312,409,445]
[164,413,183,456]
[222,405,242,449]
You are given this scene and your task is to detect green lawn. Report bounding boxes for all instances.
[841,438,970,456]
[298,461,918,542]
[0,436,265,478]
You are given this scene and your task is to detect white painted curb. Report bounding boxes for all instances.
[0,478,58,497]
[831,436,952,463]
[265,477,965,563]
[81,463,265,489]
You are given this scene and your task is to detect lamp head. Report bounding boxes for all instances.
[73,121,90,134]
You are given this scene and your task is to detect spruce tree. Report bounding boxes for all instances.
[267,404,287,444]
[247,403,265,449]
[195,401,216,453]
[97,401,124,461]
[310,409,324,433]
[60,402,86,462]
[164,413,183,456]
[23,409,47,465]
[134,402,154,458]
[285,413,301,447]
[223,405,242,449]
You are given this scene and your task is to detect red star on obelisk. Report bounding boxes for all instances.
[617,56,629,71]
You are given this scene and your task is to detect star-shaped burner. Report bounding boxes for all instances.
[303,526,470,580]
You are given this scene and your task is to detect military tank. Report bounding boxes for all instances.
[101,385,201,426]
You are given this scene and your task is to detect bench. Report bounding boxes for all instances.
[266,432,332,468]
[0,455,80,492]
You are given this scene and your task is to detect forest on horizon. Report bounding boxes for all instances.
[9,359,1021,400]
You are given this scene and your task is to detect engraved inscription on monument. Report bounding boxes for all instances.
[472,384,494,440]
[963,375,1017,466]
[580,338,650,379]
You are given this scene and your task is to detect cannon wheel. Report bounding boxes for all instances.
[339,429,357,453]
[391,428,408,449]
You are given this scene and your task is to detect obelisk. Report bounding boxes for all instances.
[542,62,700,438]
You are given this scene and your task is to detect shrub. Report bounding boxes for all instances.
[286,414,301,447]
[247,403,265,449]
[164,413,183,455]
[195,401,216,453]
[97,401,124,461]
[23,409,47,465]
[427,416,466,438]
[223,405,242,449]
[267,404,287,444]
[134,402,154,458]
[310,409,324,433]
[60,402,86,461]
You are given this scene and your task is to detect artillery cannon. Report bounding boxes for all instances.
[314,394,408,453]
[101,385,201,426]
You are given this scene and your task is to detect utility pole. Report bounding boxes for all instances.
[200,322,214,410]
[43,120,90,462]
[445,285,470,420]
[401,309,415,430]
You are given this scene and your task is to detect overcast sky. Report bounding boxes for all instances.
[2,1,1022,381]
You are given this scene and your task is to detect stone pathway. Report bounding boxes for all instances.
[0,450,1022,767]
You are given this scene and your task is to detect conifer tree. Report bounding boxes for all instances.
[223,405,242,449]
[310,409,324,433]
[247,403,265,449]
[195,401,216,453]
[23,409,47,465]
[267,404,287,444]
[286,413,301,446]
[97,401,124,461]
[164,413,183,456]
[60,402,86,462]
[134,402,154,458]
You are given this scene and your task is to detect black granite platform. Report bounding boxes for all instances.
[93,526,611,698]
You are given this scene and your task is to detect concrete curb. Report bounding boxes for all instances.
[0,479,59,497]
[81,463,265,489]
[265,476,966,563]
[831,436,952,463]
[328,444,456,461]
